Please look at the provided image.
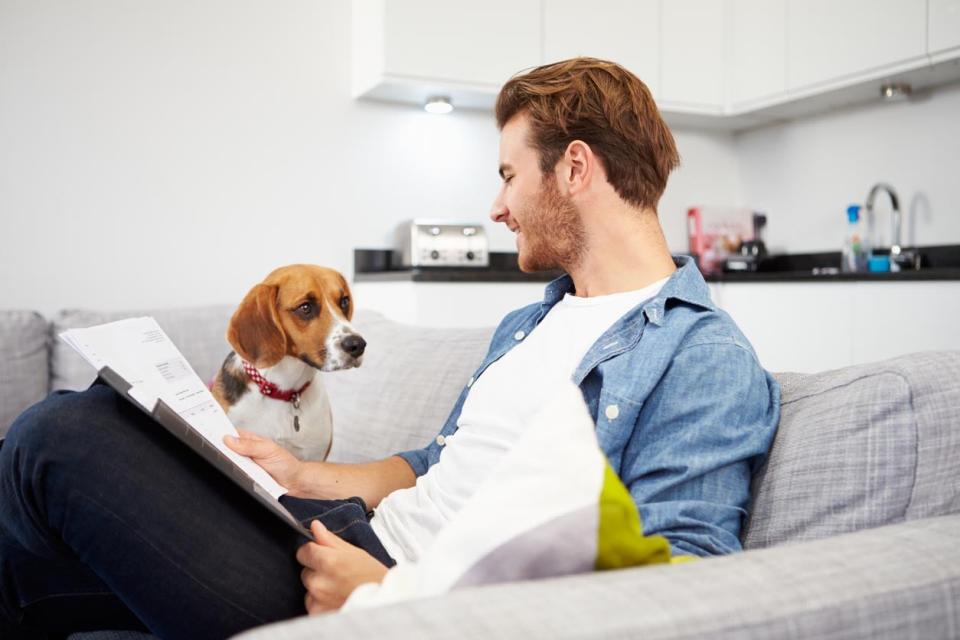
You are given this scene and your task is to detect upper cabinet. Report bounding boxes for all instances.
[930,0,960,59]
[728,0,786,108]
[659,0,725,112]
[353,0,540,109]
[353,0,960,130]
[543,0,660,98]
[786,0,927,92]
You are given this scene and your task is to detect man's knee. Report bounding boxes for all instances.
[2,384,121,466]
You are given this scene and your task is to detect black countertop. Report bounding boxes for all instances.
[353,247,960,284]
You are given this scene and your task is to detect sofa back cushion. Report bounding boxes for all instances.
[743,351,960,549]
[0,311,50,436]
[323,310,494,463]
[51,306,234,391]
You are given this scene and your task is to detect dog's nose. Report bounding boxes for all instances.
[341,334,366,358]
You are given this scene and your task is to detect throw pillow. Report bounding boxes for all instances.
[342,380,671,610]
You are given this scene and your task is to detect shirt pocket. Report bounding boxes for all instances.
[594,389,642,473]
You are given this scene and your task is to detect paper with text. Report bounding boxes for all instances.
[60,317,287,499]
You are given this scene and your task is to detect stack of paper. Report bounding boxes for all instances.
[60,317,287,500]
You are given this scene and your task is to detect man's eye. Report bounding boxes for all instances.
[339,296,350,312]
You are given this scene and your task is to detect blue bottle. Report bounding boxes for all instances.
[841,205,865,273]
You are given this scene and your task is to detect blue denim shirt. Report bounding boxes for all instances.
[397,256,780,558]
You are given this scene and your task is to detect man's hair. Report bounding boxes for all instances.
[495,57,680,211]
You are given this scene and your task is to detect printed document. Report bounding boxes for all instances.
[60,317,287,499]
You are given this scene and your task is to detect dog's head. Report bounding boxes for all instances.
[227,264,365,371]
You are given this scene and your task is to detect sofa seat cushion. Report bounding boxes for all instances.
[743,351,960,549]
[0,310,49,436]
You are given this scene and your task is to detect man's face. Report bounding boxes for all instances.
[490,114,585,273]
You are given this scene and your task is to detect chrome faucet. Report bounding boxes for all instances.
[865,182,918,271]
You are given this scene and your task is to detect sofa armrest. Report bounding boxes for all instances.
[233,514,960,640]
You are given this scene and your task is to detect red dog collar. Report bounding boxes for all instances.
[241,360,311,402]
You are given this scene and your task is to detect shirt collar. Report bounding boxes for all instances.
[539,255,714,325]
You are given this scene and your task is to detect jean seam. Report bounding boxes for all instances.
[76,492,273,626]
[325,519,370,537]
[297,503,363,527]
[20,589,116,608]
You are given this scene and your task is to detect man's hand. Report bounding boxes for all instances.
[297,520,389,614]
[223,430,303,492]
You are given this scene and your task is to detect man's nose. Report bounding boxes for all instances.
[489,198,508,223]
[341,334,366,358]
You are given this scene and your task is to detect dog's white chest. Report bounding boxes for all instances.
[227,376,333,461]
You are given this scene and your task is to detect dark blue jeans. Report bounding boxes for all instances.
[0,382,394,639]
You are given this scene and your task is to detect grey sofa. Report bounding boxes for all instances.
[1,306,959,639]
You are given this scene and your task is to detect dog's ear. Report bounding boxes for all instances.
[227,283,287,368]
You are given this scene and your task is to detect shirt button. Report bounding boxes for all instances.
[514,330,526,341]
[467,376,475,387]
[605,404,620,420]
[435,435,446,446]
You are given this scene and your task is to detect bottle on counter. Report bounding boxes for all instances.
[841,204,865,273]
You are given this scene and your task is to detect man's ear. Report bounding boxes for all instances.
[227,284,287,368]
[562,140,593,196]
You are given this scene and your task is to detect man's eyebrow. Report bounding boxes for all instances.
[498,163,513,179]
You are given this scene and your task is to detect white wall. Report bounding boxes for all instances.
[5,1,956,318]
[735,82,960,254]
[0,0,739,316]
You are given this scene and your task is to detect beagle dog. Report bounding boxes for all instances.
[212,264,365,461]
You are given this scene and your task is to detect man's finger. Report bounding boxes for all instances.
[310,520,342,547]
[223,434,273,456]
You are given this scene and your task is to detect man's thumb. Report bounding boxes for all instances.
[310,520,340,547]
[224,433,269,456]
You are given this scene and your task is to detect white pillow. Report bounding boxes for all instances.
[343,380,671,610]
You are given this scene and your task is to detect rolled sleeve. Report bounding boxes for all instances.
[395,447,431,478]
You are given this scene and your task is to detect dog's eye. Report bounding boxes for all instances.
[295,301,316,319]
[339,296,350,313]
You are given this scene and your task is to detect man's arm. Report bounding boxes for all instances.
[621,340,780,557]
[224,431,416,508]
[292,456,416,508]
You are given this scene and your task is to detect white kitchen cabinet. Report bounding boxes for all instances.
[355,277,960,370]
[660,0,726,112]
[728,0,786,108]
[543,0,660,96]
[353,0,960,128]
[352,0,540,109]
[785,0,928,92]
[851,281,960,364]
[716,282,856,373]
[716,280,960,373]
[929,0,960,60]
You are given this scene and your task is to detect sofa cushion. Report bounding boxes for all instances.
[0,310,49,436]
[322,310,494,464]
[51,306,234,391]
[743,351,960,549]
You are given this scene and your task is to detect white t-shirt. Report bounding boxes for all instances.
[369,276,669,564]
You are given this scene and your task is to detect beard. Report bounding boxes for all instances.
[516,175,586,273]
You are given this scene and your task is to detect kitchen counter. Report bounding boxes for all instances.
[354,249,562,283]
[354,246,960,283]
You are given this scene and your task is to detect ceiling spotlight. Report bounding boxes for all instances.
[424,96,454,115]
[879,82,912,101]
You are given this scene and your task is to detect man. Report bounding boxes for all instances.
[0,58,779,639]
